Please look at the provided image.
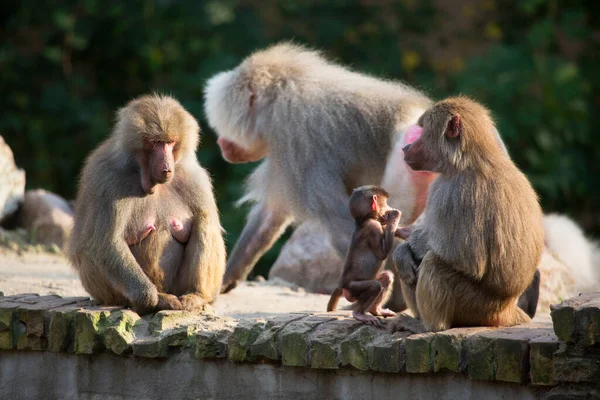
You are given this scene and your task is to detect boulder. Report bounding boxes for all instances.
[268,222,342,294]
[21,189,74,249]
[0,136,26,223]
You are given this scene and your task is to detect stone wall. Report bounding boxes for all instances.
[0,291,599,399]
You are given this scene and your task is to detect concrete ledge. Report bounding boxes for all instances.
[1,292,599,399]
[0,351,548,400]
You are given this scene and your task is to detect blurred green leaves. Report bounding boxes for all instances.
[0,0,598,275]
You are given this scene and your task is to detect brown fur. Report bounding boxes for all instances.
[390,96,544,332]
[327,186,400,325]
[68,94,226,315]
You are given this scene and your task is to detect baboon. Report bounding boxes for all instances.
[390,96,544,332]
[327,186,401,325]
[204,42,434,293]
[68,94,226,315]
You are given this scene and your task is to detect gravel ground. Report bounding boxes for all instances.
[0,239,550,322]
[0,248,351,319]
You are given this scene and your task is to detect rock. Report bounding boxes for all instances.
[279,315,337,367]
[464,335,495,380]
[21,189,74,249]
[48,299,96,353]
[546,384,600,400]
[340,325,409,373]
[268,222,342,293]
[104,310,141,355]
[432,327,489,373]
[14,295,85,351]
[551,292,600,343]
[309,318,363,369]
[195,327,234,359]
[228,319,266,362]
[405,332,435,373]
[250,313,307,360]
[554,345,600,383]
[0,136,25,223]
[73,306,122,354]
[529,335,559,385]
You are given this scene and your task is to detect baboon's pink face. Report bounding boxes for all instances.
[402,124,436,172]
[144,139,176,184]
[217,137,268,164]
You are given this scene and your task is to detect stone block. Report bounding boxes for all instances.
[47,299,96,353]
[0,301,21,349]
[133,336,168,358]
[464,324,553,383]
[149,310,195,332]
[15,296,85,351]
[554,344,600,383]
[551,292,598,343]
[73,307,121,354]
[432,327,488,373]
[405,332,435,373]
[546,384,600,400]
[309,318,363,369]
[340,325,379,371]
[250,314,307,360]
[529,335,559,386]
[228,319,266,362]
[279,315,337,367]
[370,332,408,373]
[195,328,234,359]
[574,298,600,347]
[465,335,495,380]
[103,310,140,355]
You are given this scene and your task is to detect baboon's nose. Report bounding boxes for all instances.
[402,144,411,153]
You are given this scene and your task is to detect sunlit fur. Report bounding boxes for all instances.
[205,42,432,214]
[204,43,433,296]
[115,93,199,154]
[543,213,600,291]
[68,94,225,313]
[391,96,544,332]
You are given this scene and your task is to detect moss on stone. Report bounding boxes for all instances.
[73,309,112,354]
[529,336,559,386]
[405,333,434,373]
[340,325,378,371]
[465,335,495,380]
[494,337,529,383]
[228,320,266,362]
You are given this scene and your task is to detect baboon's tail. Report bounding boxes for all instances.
[327,288,343,312]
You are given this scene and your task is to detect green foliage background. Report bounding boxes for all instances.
[1,0,598,277]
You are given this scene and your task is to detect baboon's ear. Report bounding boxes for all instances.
[371,195,378,212]
[445,115,461,139]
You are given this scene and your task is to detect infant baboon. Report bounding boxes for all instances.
[327,186,401,325]
[390,96,544,332]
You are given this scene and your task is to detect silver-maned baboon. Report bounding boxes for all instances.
[204,42,434,293]
[68,94,226,315]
